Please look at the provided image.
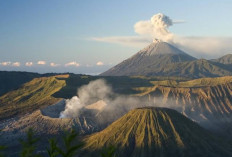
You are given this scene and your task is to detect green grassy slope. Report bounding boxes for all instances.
[0,75,67,120]
[82,107,232,157]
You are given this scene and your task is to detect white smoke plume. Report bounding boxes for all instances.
[134,13,174,42]
[78,79,113,106]
[60,79,114,118]
[60,79,151,118]
[59,96,83,118]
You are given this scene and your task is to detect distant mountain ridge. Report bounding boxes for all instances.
[101,41,232,78]
[211,54,232,64]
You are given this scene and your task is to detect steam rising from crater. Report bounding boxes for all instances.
[59,96,82,118]
[60,79,113,118]
[59,79,182,119]
[59,79,151,118]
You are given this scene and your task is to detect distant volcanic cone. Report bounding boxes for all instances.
[100,40,196,76]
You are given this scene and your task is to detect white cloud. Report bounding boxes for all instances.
[96,61,104,66]
[50,62,60,67]
[12,62,20,67]
[91,13,232,59]
[37,61,46,65]
[25,62,33,66]
[172,36,232,58]
[0,61,11,66]
[65,61,80,67]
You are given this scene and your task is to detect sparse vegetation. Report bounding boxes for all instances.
[19,128,41,157]
[53,129,83,157]
[101,146,116,157]
[46,138,59,157]
[0,130,6,157]
[0,129,116,157]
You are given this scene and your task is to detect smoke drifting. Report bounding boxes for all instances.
[60,79,113,118]
[60,79,150,118]
[60,96,83,118]
[59,79,216,130]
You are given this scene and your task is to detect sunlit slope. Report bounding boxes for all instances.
[134,76,232,134]
[0,75,67,120]
[83,107,232,157]
[148,76,232,87]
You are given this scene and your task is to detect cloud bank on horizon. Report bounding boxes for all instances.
[0,61,106,68]
[0,60,111,75]
[91,13,232,58]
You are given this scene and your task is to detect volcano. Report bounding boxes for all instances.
[83,107,232,157]
[101,40,232,78]
[101,40,196,76]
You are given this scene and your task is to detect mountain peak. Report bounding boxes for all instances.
[138,41,187,56]
[153,38,162,43]
[100,42,197,76]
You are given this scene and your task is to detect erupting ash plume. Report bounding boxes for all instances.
[134,13,174,42]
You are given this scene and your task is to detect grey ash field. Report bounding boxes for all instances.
[1,41,232,157]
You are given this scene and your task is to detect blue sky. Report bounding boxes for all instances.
[1,0,232,74]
